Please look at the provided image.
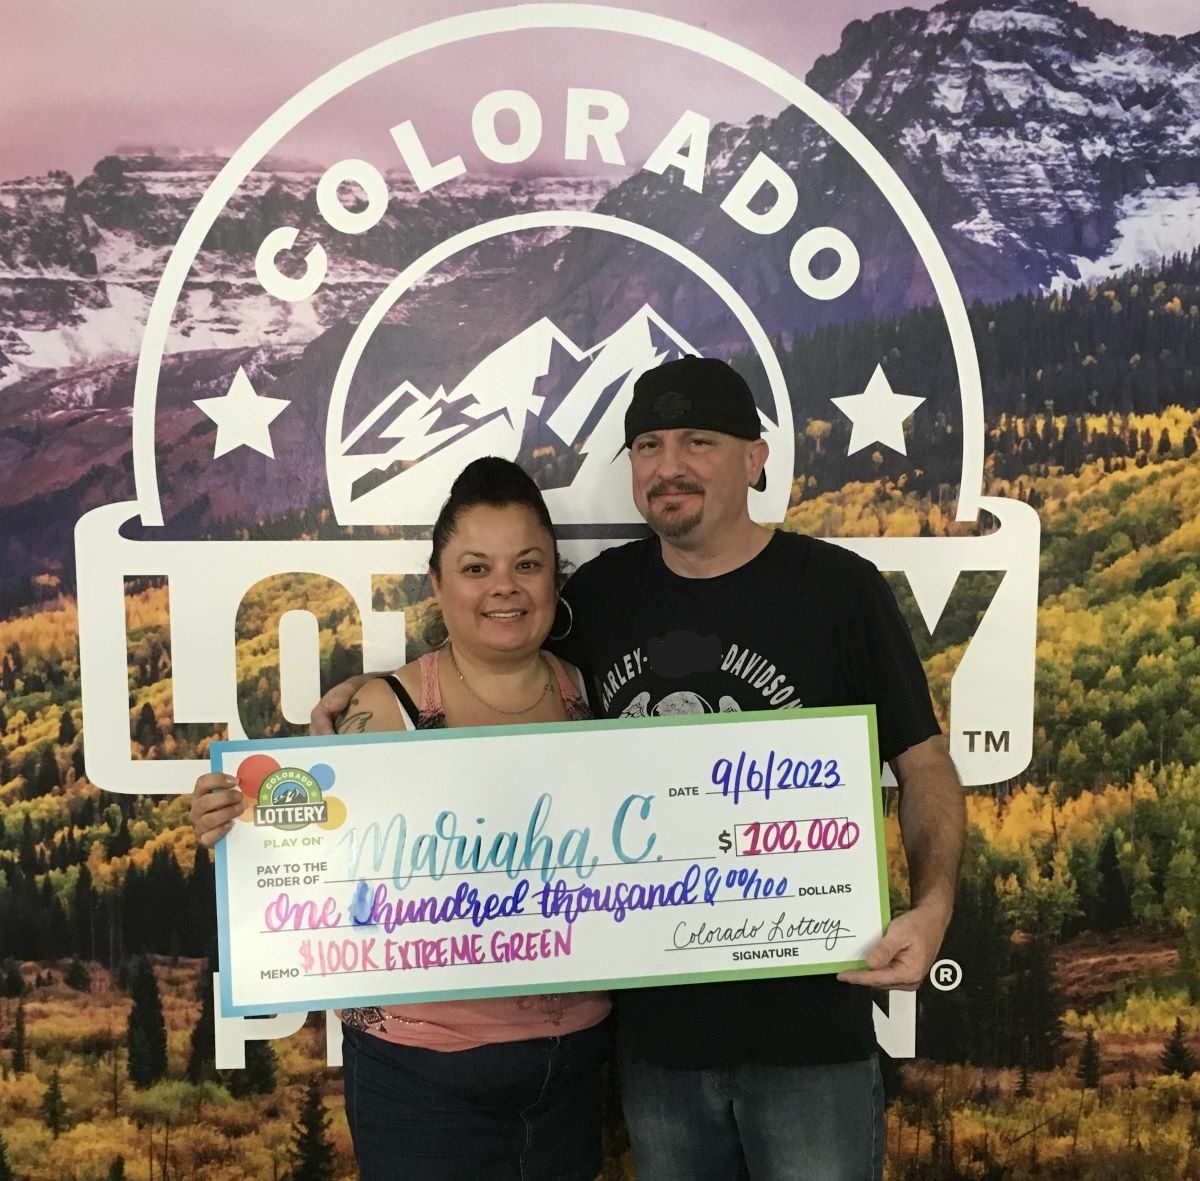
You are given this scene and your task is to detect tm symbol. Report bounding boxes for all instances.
[962,729,1009,754]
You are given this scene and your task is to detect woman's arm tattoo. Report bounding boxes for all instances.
[336,696,373,734]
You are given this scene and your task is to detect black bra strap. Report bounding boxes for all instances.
[380,674,421,726]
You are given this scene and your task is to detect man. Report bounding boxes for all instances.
[315,355,965,1180]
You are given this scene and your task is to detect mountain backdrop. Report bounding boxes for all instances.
[3,0,1200,581]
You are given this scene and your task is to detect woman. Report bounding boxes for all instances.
[190,457,609,1181]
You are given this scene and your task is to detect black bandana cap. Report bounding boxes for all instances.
[623,355,766,491]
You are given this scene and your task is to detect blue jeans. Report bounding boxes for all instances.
[343,1021,608,1180]
[618,1049,883,1181]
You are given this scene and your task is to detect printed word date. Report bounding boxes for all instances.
[712,751,841,804]
[721,816,860,857]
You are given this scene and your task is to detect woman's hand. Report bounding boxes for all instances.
[189,773,247,847]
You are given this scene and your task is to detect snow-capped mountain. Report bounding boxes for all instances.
[0,152,611,392]
[580,0,1200,321]
[5,0,1200,579]
[418,0,1200,346]
[5,0,1200,393]
[806,0,1200,294]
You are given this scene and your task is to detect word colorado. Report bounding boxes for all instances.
[255,90,859,309]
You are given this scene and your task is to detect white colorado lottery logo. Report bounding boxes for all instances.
[75,5,1039,800]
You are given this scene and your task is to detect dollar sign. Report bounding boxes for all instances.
[299,938,314,974]
[718,829,732,854]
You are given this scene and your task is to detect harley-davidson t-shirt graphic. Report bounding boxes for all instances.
[598,631,804,717]
[556,531,939,767]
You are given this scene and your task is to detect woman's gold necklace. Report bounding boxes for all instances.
[447,645,552,716]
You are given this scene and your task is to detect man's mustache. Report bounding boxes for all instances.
[648,481,704,499]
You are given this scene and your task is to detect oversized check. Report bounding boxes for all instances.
[213,707,888,1016]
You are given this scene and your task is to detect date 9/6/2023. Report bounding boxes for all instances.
[712,750,843,804]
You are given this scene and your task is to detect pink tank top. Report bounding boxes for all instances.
[340,650,610,1050]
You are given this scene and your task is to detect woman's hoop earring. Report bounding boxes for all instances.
[547,596,574,642]
[421,609,449,650]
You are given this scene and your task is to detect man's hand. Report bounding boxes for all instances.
[836,903,948,990]
[838,734,963,991]
[310,674,371,734]
[189,773,247,848]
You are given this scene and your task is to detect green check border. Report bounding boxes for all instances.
[214,705,889,1016]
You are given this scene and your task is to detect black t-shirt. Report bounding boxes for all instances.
[553,530,940,1068]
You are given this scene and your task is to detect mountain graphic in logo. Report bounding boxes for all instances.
[327,304,785,526]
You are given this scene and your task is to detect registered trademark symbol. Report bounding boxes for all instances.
[930,958,962,991]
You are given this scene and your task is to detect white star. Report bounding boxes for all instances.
[194,368,291,459]
[831,365,925,457]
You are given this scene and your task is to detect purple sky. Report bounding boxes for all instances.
[5,0,1197,183]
